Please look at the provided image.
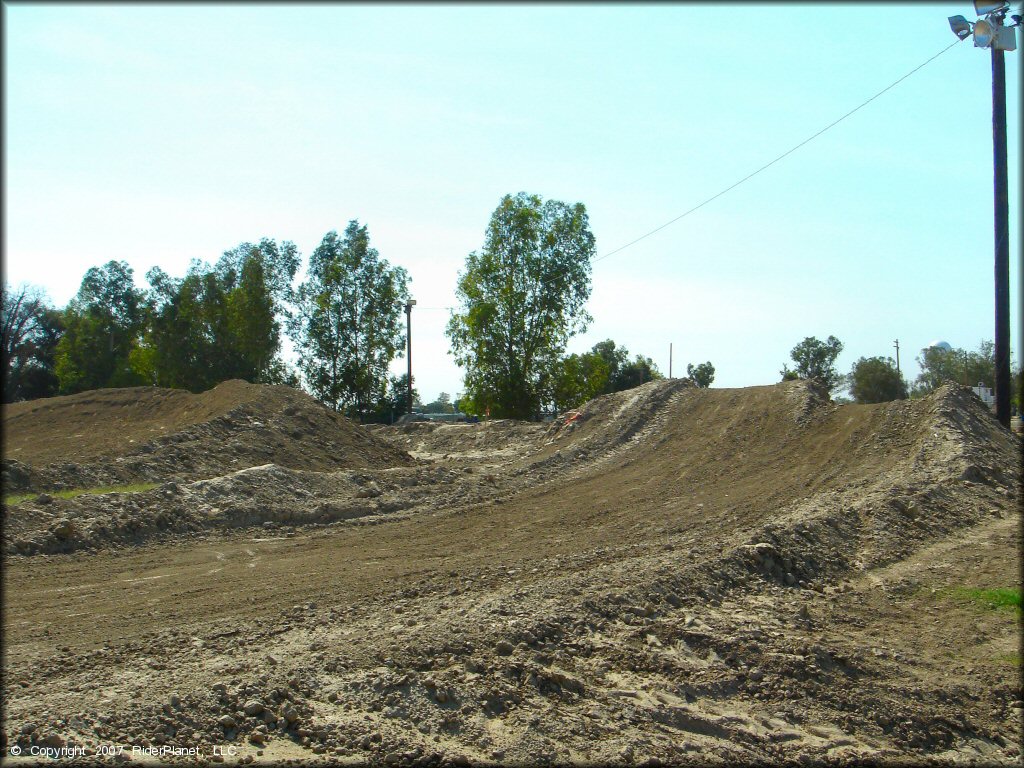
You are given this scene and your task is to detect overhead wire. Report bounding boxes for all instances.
[593,36,966,264]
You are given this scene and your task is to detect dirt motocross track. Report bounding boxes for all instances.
[2,379,1021,766]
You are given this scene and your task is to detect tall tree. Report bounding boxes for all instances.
[214,239,299,384]
[447,192,595,419]
[16,307,64,400]
[423,391,455,413]
[591,339,629,393]
[551,351,610,412]
[912,340,1002,396]
[142,264,228,390]
[849,356,907,404]
[589,339,663,394]
[686,361,715,388]
[217,238,300,308]
[614,353,663,391]
[224,255,278,381]
[2,284,63,401]
[366,374,419,424]
[291,221,409,418]
[55,261,147,393]
[780,335,844,394]
[141,239,298,391]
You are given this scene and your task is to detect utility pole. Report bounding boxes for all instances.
[947,5,1017,427]
[991,41,1011,427]
[669,343,673,379]
[893,338,901,375]
[405,299,416,415]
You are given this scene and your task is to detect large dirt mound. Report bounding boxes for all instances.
[3,380,1021,764]
[1,380,411,491]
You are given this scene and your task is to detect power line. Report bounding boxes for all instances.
[594,37,965,264]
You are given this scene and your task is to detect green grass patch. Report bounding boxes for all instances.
[947,587,1021,613]
[3,482,160,507]
[991,652,1021,667]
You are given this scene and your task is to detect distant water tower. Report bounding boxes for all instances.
[927,340,952,352]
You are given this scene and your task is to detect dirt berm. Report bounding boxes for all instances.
[2,379,412,493]
[1,379,1021,766]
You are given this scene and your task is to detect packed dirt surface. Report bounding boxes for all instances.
[2,379,1021,766]
[367,421,548,466]
[1,380,411,494]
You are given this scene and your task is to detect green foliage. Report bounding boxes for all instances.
[55,261,148,394]
[218,239,300,308]
[849,356,907,404]
[29,241,297,400]
[424,391,455,414]
[686,361,715,388]
[141,266,222,389]
[913,340,1023,410]
[590,339,662,394]
[948,587,1021,612]
[291,221,409,420]
[392,374,419,416]
[142,240,298,392]
[261,359,302,388]
[780,368,800,381]
[2,284,63,402]
[447,192,595,420]
[781,335,844,393]
[591,340,628,389]
[364,374,418,424]
[552,351,610,412]
[925,584,1021,622]
[910,340,1017,399]
[614,354,662,391]
[1015,367,1024,414]
[3,482,160,507]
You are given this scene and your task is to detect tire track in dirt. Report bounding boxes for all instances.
[2,380,1020,764]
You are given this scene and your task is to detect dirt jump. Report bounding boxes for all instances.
[2,378,1020,765]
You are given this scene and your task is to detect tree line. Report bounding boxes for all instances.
[7,190,1013,420]
[779,334,1022,409]
[2,223,416,422]
[3,197,680,420]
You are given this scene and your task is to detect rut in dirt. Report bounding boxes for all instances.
[2,378,1017,571]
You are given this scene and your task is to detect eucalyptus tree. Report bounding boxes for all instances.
[291,221,409,419]
[447,192,595,419]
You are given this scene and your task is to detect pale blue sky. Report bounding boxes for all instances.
[4,2,1021,401]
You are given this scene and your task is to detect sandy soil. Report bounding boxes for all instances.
[1,379,1021,766]
[1,380,410,494]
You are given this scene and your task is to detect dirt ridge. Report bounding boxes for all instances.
[2,380,411,493]
[2,379,1020,765]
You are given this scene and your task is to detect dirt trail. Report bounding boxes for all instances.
[2,380,1021,765]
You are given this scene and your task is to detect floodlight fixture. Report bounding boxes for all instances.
[971,17,1016,48]
[974,17,997,45]
[949,15,974,39]
[974,1,1007,15]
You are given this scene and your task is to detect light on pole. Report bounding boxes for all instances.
[405,299,416,416]
[947,3,1019,428]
